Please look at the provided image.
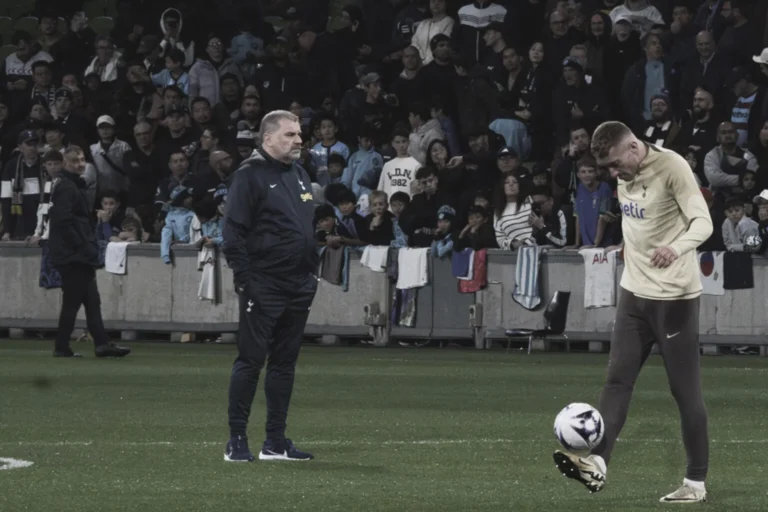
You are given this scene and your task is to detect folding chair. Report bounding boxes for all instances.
[505,291,570,354]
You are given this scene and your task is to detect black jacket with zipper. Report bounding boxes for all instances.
[222,149,318,292]
[48,170,101,269]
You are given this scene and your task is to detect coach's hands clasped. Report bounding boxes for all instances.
[651,246,678,268]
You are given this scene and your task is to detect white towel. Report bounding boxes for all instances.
[197,246,217,301]
[189,215,203,243]
[698,251,725,296]
[361,246,390,272]
[579,248,617,308]
[396,248,429,289]
[512,246,544,309]
[105,241,131,275]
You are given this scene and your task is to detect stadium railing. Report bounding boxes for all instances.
[0,242,765,355]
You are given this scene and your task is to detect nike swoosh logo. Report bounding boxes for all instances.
[265,450,287,456]
[666,332,680,339]
[269,184,277,188]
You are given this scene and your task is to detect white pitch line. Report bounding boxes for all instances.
[0,457,34,470]
[0,438,766,448]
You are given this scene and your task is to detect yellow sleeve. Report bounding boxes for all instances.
[666,154,713,257]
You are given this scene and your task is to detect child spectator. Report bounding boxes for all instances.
[740,170,758,215]
[473,190,492,211]
[493,171,533,250]
[327,153,347,186]
[330,187,367,246]
[574,155,613,247]
[161,186,195,264]
[192,197,223,249]
[343,123,384,199]
[311,114,351,186]
[378,128,421,200]
[529,185,568,247]
[117,217,143,242]
[365,190,395,246]
[723,195,759,252]
[431,205,456,258]
[532,163,551,188]
[314,203,364,249]
[455,205,498,250]
[152,48,190,94]
[389,191,410,247]
[95,190,126,242]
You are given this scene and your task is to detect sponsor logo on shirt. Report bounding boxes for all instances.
[620,201,646,219]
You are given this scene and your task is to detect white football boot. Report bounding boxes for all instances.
[659,479,707,503]
[553,450,607,493]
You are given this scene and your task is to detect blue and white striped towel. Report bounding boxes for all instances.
[512,246,544,309]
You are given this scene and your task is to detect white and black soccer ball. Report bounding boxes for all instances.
[745,234,763,253]
[554,403,604,455]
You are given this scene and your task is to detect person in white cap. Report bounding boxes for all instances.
[752,47,768,79]
[90,115,131,198]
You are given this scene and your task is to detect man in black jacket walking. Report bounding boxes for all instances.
[222,111,318,463]
[48,146,130,359]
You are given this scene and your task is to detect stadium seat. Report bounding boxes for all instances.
[505,291,570,354]
[89,16,114,37]
[12,16,38,34]
[0,44,17,62]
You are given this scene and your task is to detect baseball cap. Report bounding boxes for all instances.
[753,189,768,204]
[54,87,74,101]
[361,72,382,87]
[236,130,256,146]
[562,56,583,74]
[497,146,518,158]
[96,115,115,127]
[437,205,456,222]
[753,48,768,65]
[170,186,193,207]
[18,129,38,145]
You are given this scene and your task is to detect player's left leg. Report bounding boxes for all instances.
[653,297,708,503]
[259,274,318,461]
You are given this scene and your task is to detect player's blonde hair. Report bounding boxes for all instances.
[590,121,633,158]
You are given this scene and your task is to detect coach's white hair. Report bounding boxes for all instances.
[259,110,299,137]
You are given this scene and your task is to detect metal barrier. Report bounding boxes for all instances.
[0,243,765,355]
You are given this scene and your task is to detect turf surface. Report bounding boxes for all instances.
[1,341,767,512]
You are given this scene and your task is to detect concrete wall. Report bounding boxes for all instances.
[0,244,765,348]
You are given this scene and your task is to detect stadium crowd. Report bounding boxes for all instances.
[2,0,768,282]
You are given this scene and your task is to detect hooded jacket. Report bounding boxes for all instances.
[159,8,195,67]
[188,57,243,107]
[408,119,445,166]
[452,2,507,66]
[222,149,318,292]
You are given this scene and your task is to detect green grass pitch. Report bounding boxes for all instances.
[1,341,767,511]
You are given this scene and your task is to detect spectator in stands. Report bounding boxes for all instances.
[402,166,452,247]
[453,1,507,66]
[1,130,44,240]
[429,98,460,157]
[620,33,670,133]
[482,22,509,69]
[151,48,189,94]
[681,30,731,118]
[609,0,664,39]
[122,121,164,229]
[158,8,195,67]
[519,41,552,160]
[529,185,568,248]
[188,35,243,108]
[252,37,306,112]
[568,44,595,86]
[364,190,395,246]
[748,120,768,192]
[455,204,497,250]
[95,190,126,242]
[640,94,680,148]
[315,204,346,247]
[574,155,613,248]
[29,149,62,247]
[42,122,66,154]
[90,115,131,197]
[390,47,427,124]
[411,0,454,65]
[161,186,195,264]
[378,128,421,199]
[389,191,411,247]
[29,61,56,114]
[739,170,759,210]
[4,31,54,87]
[84,36,122,83]
[667,2,697,70]
[311,114,351,186]
[675,87,720,185]
[37,13,63,54]
[324,186,368,247]
[227,21,264,80]
[704,121,757,196]
[233,94,263,133]
[156,149,194,208]
[407,102,444,165]
[493,171,533,250]
[430,205,456,258]
[603,19,642,122]
[718,0,761,68]
[699,187,726,251]
[726,67,767,148]
[722,195,759,252]
[544,9,585,79]
[585,11,612,86]
[554,124,592,205]
[51,13,96,78]
[326,154,347,186]
[192,197,223,249]
[454,58,500,139]
[342,123,383,199]
[553,57,608,145]
[420,35,458,121]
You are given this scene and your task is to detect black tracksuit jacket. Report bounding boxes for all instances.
[48,170,101,269]
[222,149,318,292]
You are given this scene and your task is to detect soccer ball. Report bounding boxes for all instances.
[554,403,604,455]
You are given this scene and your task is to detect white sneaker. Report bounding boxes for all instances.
[659,481,707,503]
[553,450,607,493]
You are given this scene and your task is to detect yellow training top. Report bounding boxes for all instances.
[618,144,713,300]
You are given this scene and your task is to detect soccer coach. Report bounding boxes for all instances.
[222,110,318,462]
